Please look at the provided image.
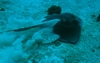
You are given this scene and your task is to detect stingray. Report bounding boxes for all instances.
[1,13,82,44]
[43,13,82,44]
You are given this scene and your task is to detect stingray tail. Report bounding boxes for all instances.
[43,14,60,22]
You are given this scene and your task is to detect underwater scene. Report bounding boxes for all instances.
[0,0,100,63]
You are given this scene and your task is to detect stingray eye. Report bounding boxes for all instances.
[72,20,78,25]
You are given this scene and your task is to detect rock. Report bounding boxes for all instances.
[47,5,61,15]
[97,14,100,21]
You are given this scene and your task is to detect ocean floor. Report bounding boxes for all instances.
[0,0,100,63]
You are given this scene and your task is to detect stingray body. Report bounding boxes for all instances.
[43,13,82,44]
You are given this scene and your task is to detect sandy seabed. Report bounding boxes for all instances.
[0,0,100,63]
